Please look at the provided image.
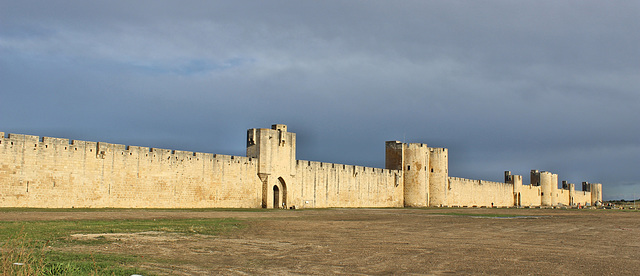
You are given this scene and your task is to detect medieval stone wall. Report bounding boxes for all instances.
[447,177,514,207]
[293,161,403,208]
[0,133,262,208]
[573,190,592,206]
[0,126,603,209]
[518,184,542,207]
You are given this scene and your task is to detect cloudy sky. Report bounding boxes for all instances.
[1,1,638,200]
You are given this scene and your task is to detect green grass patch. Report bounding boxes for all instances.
[1,228,150,275]
[1,218,246,275]
[0,218,244,245]
[41,251,146,275]
[3,249,148,276]
[434,212,534,218]
[0,207,275,213]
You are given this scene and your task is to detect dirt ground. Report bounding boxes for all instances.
[3,208,639,275]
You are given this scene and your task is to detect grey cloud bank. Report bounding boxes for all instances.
[1,1,638,200]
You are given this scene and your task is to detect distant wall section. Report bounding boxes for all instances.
[447,177,513,207]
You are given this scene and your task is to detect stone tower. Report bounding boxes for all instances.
[562,181,576,206]
[428,147,448,207]
[385,141,429,207]
[531,170,558,206]
[246,124,296,208]
[506,171,523,206]
[385,141,449,207]
[582,182,603,206]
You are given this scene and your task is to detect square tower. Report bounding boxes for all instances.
[247,124,297,208]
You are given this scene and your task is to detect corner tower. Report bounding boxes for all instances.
[247,124,296,208]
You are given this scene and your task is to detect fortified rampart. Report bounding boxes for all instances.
[446,177,513,207]
[0,133,261,208]
[294,161,402,208]
[0,125,602,208]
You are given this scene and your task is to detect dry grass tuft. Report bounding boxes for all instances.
[0,228,47,276]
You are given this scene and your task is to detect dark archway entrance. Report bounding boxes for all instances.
[273,185,280,208]
[266,177,288,209]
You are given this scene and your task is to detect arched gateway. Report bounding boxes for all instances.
[273,185,280,208]
[273,177,287,209]
[247,124,295,209]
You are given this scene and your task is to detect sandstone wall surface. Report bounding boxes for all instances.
[0,134,262,208]
[428,148,448,207]
[518,184,542,206]
[402,144,429,207]
[573,190,592,206]
[447,177,514,207]
[1,127,602,209]
[293,160,403,208]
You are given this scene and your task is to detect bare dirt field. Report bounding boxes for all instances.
[3,208,639,275]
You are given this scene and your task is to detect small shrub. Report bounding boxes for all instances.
[41,262,81,275]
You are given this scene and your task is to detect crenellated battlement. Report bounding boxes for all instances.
[295,159,395,175]
[213,154,255,165]
[0,130,264,208]
[0,131,256,165]
[449,176,511,187]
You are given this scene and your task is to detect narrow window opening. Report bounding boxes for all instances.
[431,168,434,172]
[407,165,411,170]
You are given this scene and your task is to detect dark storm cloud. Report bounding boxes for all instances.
[1,1,638,199]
